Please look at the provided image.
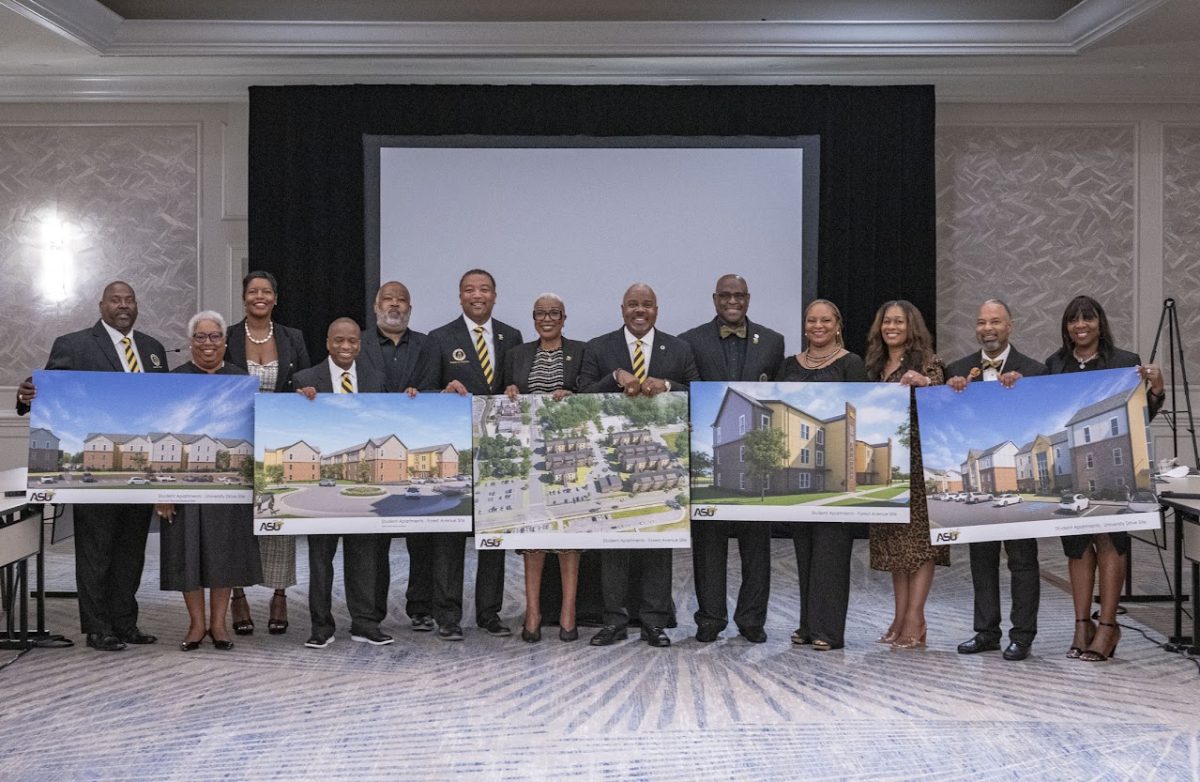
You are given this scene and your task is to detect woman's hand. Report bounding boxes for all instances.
[900,370,931,387]
[551,389,572,402]
[1139,364,1165,396]
[504,384,520,401]
[155,503,176,523]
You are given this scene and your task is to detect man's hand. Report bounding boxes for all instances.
[443,379,469,396]
[296,386,317,401]
[16,378,36,406]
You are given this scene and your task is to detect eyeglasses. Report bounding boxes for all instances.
[532,309,564,321]
[192,333,224,344]
[715,292,748,303]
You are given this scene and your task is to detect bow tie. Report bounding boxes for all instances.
[982,358,1003,371]
[719,323,747,340]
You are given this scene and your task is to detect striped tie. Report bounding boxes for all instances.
[632,339,647,382]
[121,337,141,373]
[340,371,354,394]
[474,326,494,386]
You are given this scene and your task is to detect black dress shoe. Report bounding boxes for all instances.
[208,630,234,651]
[411,613,436,632]
[351,628,395,646]
[640,626,671,648]
[559,626,579,642]
[304,634,334,649]
[481,617,512,637]
[695,626,721,643]
[1003,641,1032,661]
[116,627,157,645]
[180,638,202,652]
[739,627,768,644]
[86,633,126,652]
[589,625,629,646]
[521,627,541,643]
[437,623,464,641]
[957,634,1001,654]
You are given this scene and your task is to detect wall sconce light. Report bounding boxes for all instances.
[39,213,74,302]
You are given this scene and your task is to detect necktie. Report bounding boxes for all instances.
[982,358,1003,371]
[474,326,494,385]
[719,323,747,339]
[632,339,647,382]
[121,337,141,373]
[340,371,354,393]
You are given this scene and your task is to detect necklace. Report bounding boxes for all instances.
[247,321,274,345]
[801,348,841,369]
[1072,349,1097,370]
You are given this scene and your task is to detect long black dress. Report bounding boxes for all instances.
[159,361,262,592]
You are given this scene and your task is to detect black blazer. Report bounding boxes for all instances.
[946,345,1048,382]
[1045,346,1163,418]
[292,361,386,394]
[501,338,586,393]
[224,319,311,393]
[678,317,786,383]
[17,320,169,415]
[430,317,523,395]
[577,328,700,392]
[357,327,442,392]
[172,361,248,377]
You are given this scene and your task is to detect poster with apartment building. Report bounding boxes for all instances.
[917,367,1160,544]
[25,370,256,503]
[254,392,472,534]
[688,381,911,523]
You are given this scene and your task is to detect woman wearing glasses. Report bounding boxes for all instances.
[502,294,585,642]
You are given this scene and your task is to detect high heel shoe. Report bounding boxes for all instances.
[792,629,813,645]
[876,628,899,644]
[559,626,579,642]
[208,629,234,651]
[231,591,254,636]
[180,633,204,652]
[1066,617,1096,659]
[890,625,927,650]
[521,627,541,643]
[268,590,289,635]
[1079,621,1119,662]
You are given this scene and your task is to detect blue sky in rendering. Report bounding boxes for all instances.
[916,367,1142,472]
[30,370,257,453]
[255,393,471,458]
[690,381,912,469]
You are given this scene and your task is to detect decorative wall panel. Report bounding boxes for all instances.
[935,125,1136,366]
[1162,126,1200,377]
[0,124,198,385]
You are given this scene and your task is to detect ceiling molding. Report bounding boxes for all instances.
[0,0,119,52]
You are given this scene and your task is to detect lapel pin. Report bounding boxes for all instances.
[498,334,504,341]
[659,344,665,351]
[565,355,573,361]
[752,333,760,345]
[150,354,162,368]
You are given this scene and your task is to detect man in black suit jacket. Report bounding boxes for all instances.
[577,283,700,648]
[294,318,394,648]
[430,269,523,640]
[946,299,1047,662]
[16,281,168,651]
[359,281,443,633]
[680,274,785,644]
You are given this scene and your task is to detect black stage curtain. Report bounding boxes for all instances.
[249,84,935,358]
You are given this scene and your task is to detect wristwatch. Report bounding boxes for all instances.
[663,380,672,392]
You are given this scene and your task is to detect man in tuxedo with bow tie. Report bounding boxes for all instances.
[680,274,785,644]
[15,281,168,651]
[946,299,1046,661]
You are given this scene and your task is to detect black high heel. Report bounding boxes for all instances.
[1066,618,1095,659]
[180,633,204,652]
[521,627,541,643]
[559,626,579,642]
[1080,621,1119,662]
[231,591,254,636]
[268,590,289,635]
[208,629,234,651]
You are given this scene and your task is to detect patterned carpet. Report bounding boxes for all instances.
[2,532,1198,781]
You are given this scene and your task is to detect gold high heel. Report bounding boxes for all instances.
[876,628,899,644]
[890,625,927,649]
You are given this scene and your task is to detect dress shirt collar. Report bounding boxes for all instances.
[101,320,138,372]
[328,357,358,393]
[376,325,410,346]
[979,344,1012,381]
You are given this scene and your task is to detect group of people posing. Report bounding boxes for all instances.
[15,270,1165,664]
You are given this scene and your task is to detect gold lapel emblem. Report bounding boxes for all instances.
[452,348,467,362]
[150,354,162,368]
[758,372,768,382]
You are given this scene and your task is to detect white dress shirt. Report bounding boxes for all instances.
[979,344,1012,382]
[624,327,656,375]
[463,314,496,370]
[101,320,139,373]
[329,358,358,393]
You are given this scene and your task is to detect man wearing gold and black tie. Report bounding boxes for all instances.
[432,269,523,640]
[293,318,393,648]
[15,281,168,651]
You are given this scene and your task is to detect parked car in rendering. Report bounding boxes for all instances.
[318,478,336,487]
[1059,493,1090,513]
[1126,490,1160,514]
[405,487,421,499]
[950,492,966,502]
[81,472,96,483]
[127,476,150,485]
[966,492,993,504]
[992,493,1022,507]
[39,475,56,484]
[155,474,176,482]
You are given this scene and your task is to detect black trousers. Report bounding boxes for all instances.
[74,504,152,635]
[969,538,1040,646]
[307,534,389,638]
[600,548,672,629]
[475,549,506,626]
[692,520,771,633]
[793,523,854,647]
[428,532,466,627]
[404,533,435,618]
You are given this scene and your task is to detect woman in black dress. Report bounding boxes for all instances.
[1045,296,1164,662]
[777,299,868,651]
[502,294,586,642]
[224,270,311,635]
[155,311,262,651]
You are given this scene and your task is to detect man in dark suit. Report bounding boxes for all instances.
[946,299,1046,661]
[431,269,523,640]
[16,281,168,651]
[294,318,394,648]
[680,274,785,644]
[577,283,700,648]
[359,281,443,634]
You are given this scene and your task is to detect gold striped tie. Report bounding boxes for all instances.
[632,339,647,382]
[340,371,354,394]
[121,337,141,373]
[474,326,494,386]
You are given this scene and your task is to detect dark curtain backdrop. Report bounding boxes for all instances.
[249,84,935,359]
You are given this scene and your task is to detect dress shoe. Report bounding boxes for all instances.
[410,613,436,632]
[521,627,541,643]
[1080,621,1120,662]
[640,626,671,648]
[890,625,927,650]
[268,590,289,635]
[481,617,512,637]
[739,627,768,644]
[957,634,1001,655]
[304,634,334,649]
[86,633,126,652]
[437,623,464,641]
[791,629,812,645]
[115,627,157,645]
[559,626,579,642]
[208,630,234,651]
[180,638,202,652]
[695,626,721,643]
[1002,641,1031,661]
[351,628,394,646]
[231,592,254,635]
[589,625,629,646]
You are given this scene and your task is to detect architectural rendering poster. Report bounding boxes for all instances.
[689,381,912,523]
[472,392,691,549]
[917,367,1161,545]
[254,393,472,534]
[25,369,256,504]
